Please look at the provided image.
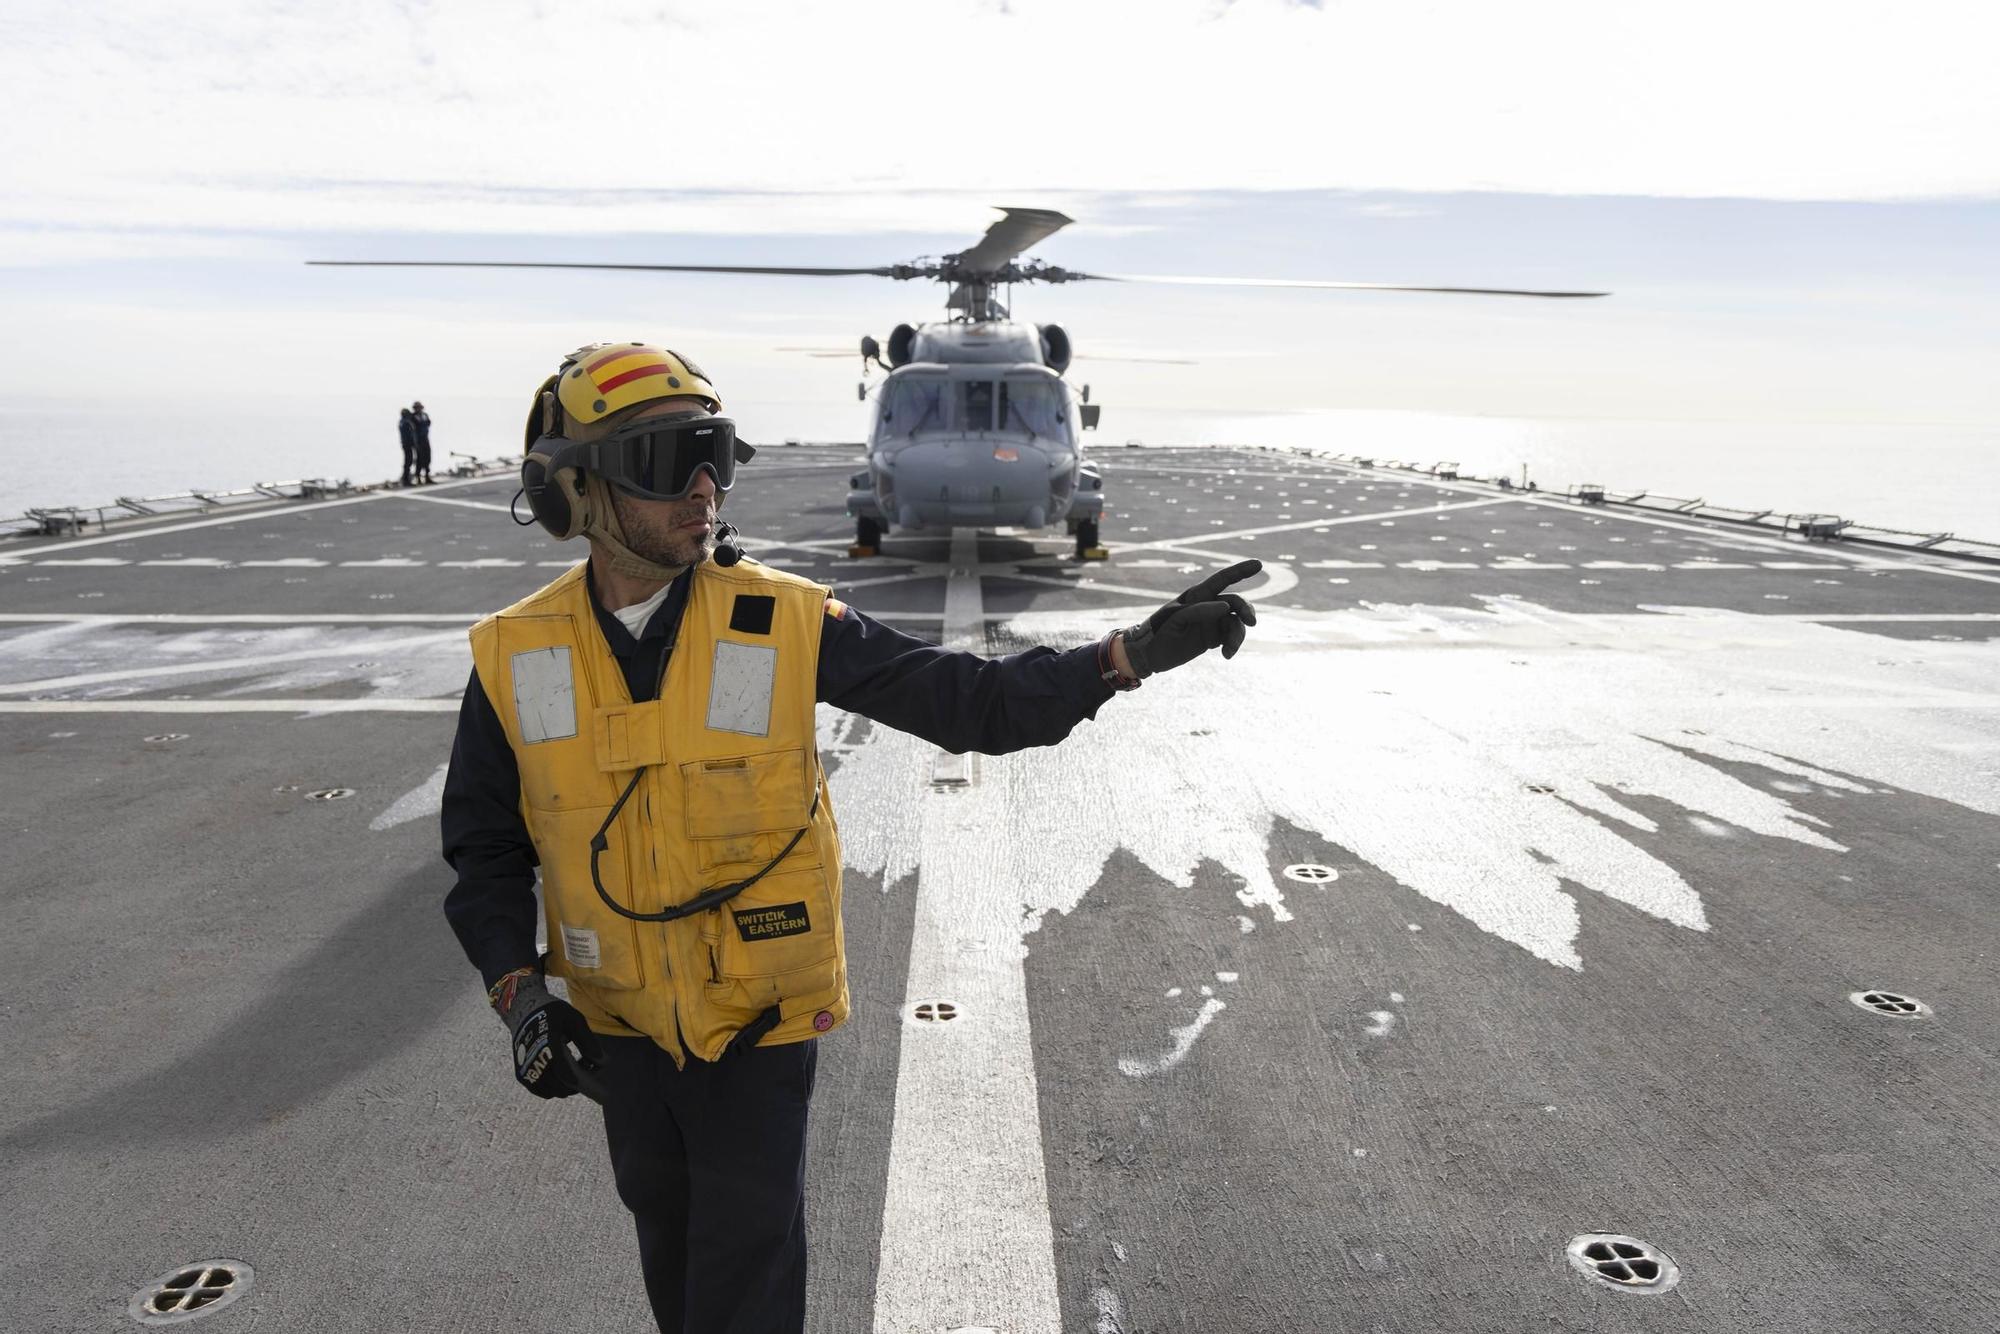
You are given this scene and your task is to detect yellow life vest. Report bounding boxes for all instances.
[469,558,848,1065]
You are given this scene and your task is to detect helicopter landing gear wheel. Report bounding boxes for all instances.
[1076,518,1107,562]
[850,516,882,558]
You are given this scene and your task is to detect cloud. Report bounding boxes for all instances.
[1351,203,1442,219]
[5,0,1998,245]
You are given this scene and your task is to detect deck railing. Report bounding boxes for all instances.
[3,454,519,540]
[1311,452,2000,566]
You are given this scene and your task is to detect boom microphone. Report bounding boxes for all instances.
[713,521,744,567]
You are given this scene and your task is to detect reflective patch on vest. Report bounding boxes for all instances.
[733,901,810,942]
[560,922,601,970]
[729,594,775,635]
[511,646,577,744]
[707,640,776,737]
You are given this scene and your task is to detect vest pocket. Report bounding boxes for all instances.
[700,867,839,1011]
[533,803,647,992]
[681,749,821,874]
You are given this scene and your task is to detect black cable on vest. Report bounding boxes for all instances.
[588,786,821,923]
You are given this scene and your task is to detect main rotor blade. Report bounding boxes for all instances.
[955,207,1075,274]
[1073,353,1199,365]
[1070,271,1608,298]
[306,261,908,277]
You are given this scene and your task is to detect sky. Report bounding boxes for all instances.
[3,0,1998,437]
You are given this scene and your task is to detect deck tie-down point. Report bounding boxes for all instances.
[1565,1234,1680,1293]
[129,1259,254,1324]
[1850,989,1931,1017]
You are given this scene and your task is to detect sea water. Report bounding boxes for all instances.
[3,397,1994,541]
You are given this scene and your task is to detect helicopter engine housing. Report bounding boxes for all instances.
[887,324,919,367]
[1038,323,1072,375]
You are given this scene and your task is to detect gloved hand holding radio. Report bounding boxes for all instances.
[1118,558,1262,678]
[490,966,608,1103]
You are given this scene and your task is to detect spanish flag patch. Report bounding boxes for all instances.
[824,597,848,621]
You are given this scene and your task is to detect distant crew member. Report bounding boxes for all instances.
[440,341,1261,1333]
[397,406,418,487]
[410,401,433,484]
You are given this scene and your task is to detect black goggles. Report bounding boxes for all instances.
[583,415,755,500]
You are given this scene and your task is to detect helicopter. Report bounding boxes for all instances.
[310,207,1605,560]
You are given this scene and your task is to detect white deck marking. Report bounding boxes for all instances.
[339,558,426,567]
[1119,997,1227,1078]
[874,529,1063,1334]
[828,570,942,593]
[371,762,451,829]
[1751,612,2000,622]
[1125,495,1520,550]
[0,633,458,695]
[388,491,517,514]
[0,698,457,713]
[818,594,2000,1002]
[0,613,478,624]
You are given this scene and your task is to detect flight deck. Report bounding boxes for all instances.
[2,445,1996,1332]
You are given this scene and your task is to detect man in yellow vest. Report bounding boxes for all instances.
[442,342,1260,1333]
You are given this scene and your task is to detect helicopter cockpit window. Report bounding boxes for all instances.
[877,378,945,438]
[998,380,1067,439]
[957,380,996,432]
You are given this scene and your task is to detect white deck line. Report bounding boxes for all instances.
[388,491,518,514]
[873,530,1062,1334]
[0,634,460,695]
[1121,495,1521,550]
[0,613,481,624]
[0,698,458,713]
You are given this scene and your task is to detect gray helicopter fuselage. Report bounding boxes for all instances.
[846,321,1103,534]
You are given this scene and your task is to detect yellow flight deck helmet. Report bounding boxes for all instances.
[551,342,722,428]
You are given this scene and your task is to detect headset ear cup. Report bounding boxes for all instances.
[553,466,590,538]
[522,451,587,540]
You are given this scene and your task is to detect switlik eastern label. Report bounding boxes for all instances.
[733,901,811,941]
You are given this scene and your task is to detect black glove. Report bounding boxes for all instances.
[495,971,608,1103]
[1119,559,1262,677]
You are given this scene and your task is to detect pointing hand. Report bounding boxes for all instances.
[1118,559,1262,678]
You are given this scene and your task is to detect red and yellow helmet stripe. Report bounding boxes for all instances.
[553,342,722,427]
